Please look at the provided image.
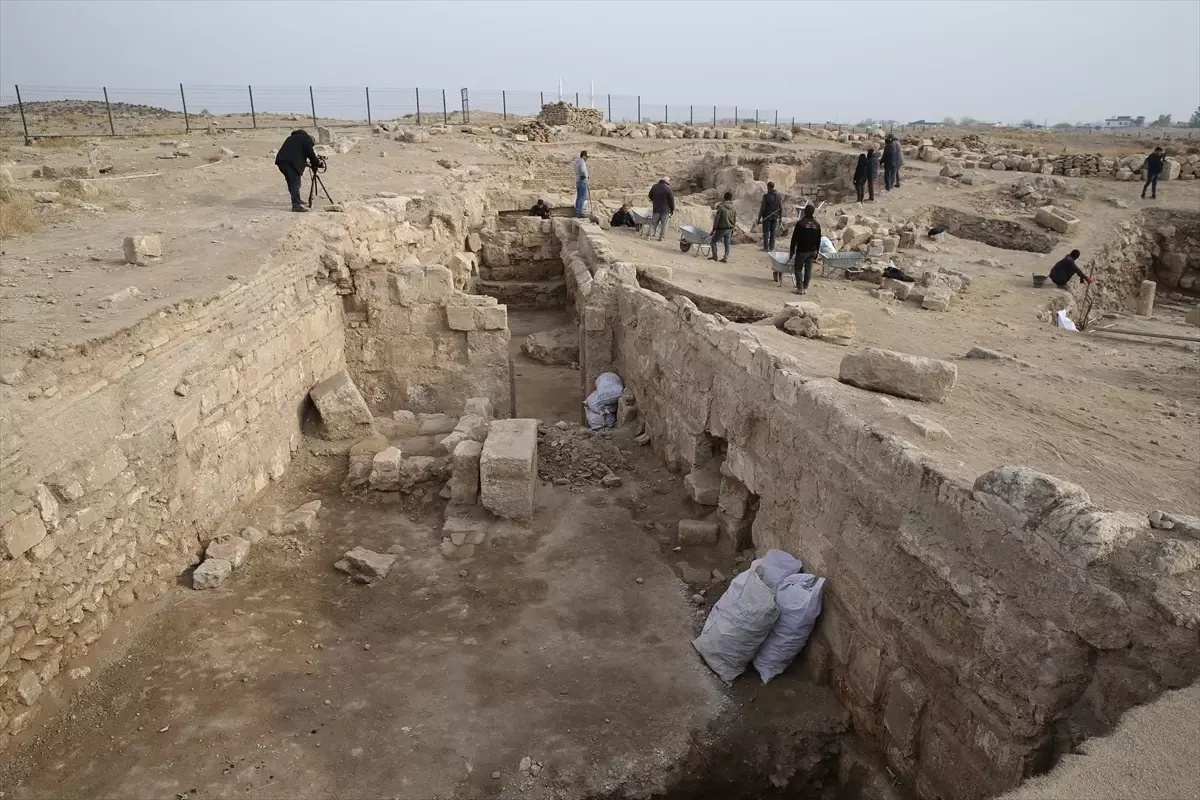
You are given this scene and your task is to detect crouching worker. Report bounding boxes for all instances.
[610,204,638,228]
[275,129,322,212]
[530,199,551,219]
[1050,249,1091,289]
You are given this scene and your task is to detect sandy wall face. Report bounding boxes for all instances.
[0,228,346,746]
[559,220,1199,799]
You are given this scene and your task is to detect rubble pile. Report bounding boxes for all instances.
[510,118,555,142]
[538,102,604,128]
[536,422,628,487]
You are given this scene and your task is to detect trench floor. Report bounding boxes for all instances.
[508,308,581,424]
[1,429,847,800]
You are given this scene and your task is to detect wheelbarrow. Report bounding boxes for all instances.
[679,225,711,256]
[629,208,653,237]
[768,251,795,286]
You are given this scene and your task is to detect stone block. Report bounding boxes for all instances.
[206,535,250,569]
[1033,205,1080,235]
[369,446,404,491]
[309,370,376,441]
[123,234,162,266]
[678,518,719,546]
[921,286,953,312]
[480,419,538,520]
[16,670,42,706]
[811,308,856,344]
[192,558,232,590]
[335,547,397,582]
[718,476,751,519]
[870,289,895,302]
[3,510,47,558]
[881,277,912,300]
[841,224,873,249]
[839,347,958,403]
[684,469,721,506]
[476,304,508,330]
[449,439,484,504]
[387,266,425,306]
[417,413,457,435]
[280,500,322,534]
[423,265,454,303]
[1136,280,1155,317]
[446,305,476,331]
[973,466,1090,518]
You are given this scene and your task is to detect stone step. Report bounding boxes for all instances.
[475,278,568,309]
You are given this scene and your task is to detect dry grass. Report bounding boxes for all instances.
[0,190,40,239]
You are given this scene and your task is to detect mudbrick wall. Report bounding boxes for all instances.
[0,224,346,748]
[561,219,1199,799]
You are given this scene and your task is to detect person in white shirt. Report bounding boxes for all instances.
[573,150,589,217]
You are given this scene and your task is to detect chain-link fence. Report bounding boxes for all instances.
[0,83,801,140]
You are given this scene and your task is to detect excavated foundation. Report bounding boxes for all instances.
[3,183,1195,800]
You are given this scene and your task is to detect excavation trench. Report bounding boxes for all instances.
[4,190,1195,800]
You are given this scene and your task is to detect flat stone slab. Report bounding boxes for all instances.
[193,558,232,590]
[684,470,721,506]
[335,547,398,583]
[480,419,538,521]
[206,535,250,569]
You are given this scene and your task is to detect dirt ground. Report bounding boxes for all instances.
[0,430,854,799]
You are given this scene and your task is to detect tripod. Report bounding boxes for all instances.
[307,162,337,208]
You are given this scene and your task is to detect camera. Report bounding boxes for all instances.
[312,155,328,173]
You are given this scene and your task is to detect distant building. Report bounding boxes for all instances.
[1104,115,1145,129]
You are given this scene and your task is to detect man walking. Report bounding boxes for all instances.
[757,181,784,251]
[882,133,903,190]
[865,147,880,201]
[274,129,322,212]
[573,150,590,217]
[1142,146,1165,200]
[788,204,822,295]
[648,176,675,241]
[709,191,737,263]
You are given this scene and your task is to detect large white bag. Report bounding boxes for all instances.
[584,372,624,430]
[752,572,825,684]
[752,549,803,590]
[693,566,780,682]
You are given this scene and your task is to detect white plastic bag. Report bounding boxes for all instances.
[752,549,803,590]
[819,236,838,259]
[1055,310,1077,331]
[752,573,825,684]
[693,566,780,682]
[584,372,624,430]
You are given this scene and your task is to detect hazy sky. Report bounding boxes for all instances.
[1,0,1198,124]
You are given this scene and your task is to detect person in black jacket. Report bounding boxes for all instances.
[274,129,322,212]
[757,181,784,251]
[788,204,822,295]
[1142,147,1165,200]
[647,177,675,241]
[529,199,551,219]
[1049,249,1092,289]
[865,147,880,201]
[882,134,903,190]
[853,153,869,203]
[610,204,637,228]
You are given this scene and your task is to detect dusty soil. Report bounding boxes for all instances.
[0,432,849,799]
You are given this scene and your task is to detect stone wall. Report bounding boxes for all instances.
[538,102,604,128]
[1081,209,1200,312]
[0,224,347,748]
[325,190,514,417]
[561,221,1199,799]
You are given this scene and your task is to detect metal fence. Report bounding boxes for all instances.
[0,83,797,140]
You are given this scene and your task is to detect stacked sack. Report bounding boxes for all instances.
[691,550,826,683]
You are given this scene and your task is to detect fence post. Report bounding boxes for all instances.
[460,88,469,124]
[664,104,668,123]
[248,85,257,128]
[502,90,507,121]
[540,91,544,108]
[637,95,641,122]
[309,86,317,128]
[690,105,693,126]
[575,91,579,107]
[775,111,779,127]
[102,86,115,136]
[179,83,190,133]
[365,87,372,126]
[735,106,738,125]
[14,84,30,144]
[755,110,759,128]
[607,94,611,122]
[442,89,448,125]
[713,106,716,127]
[416,88,421,125]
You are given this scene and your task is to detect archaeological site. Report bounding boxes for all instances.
[0,100,1197,800]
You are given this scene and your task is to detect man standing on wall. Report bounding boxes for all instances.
[757,181,784,251]
[1142,146,1165,200]
[788,204,822,295]
[648,176,675,241]
[574,150,590,217]
[274,129,322,212]
[709,191,737,263]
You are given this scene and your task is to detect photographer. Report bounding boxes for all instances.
[275,129,323,212]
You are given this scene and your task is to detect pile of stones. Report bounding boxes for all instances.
[538,102,604,127]
[536,421,627,488]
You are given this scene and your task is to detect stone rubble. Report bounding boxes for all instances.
[536,422,628,488]
[334,546,398,583]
